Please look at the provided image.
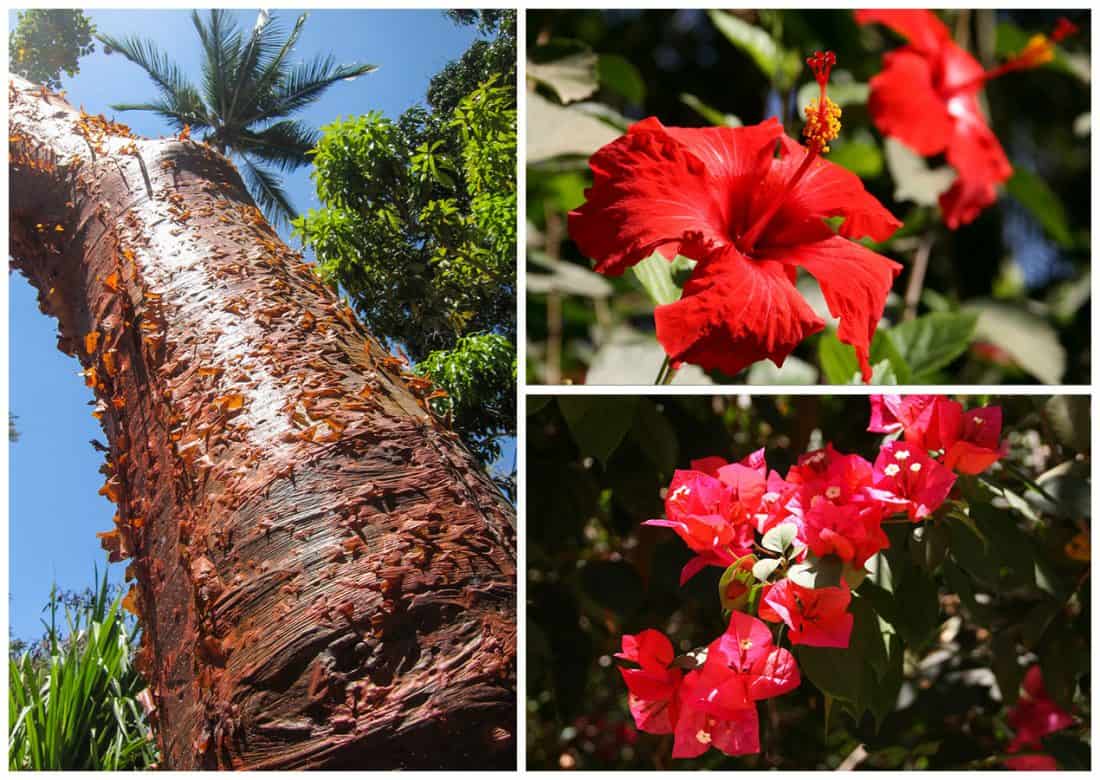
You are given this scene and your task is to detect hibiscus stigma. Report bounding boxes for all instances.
[803,50,842,154]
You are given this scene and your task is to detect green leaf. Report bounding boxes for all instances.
[828,139,883,178]
[797,596,881,712]
[527,92,620,162]
[630,251,697,306]
[884,138,955,207]
[632,398,679,477]
[761,523,799,554]
[869,329,912,384]
[707,9,801,88]
[718,557,756,612]
[1042,396,1090,453]
[598,54,646,104]
[558,396,638,465]
[992,632,1024,706]
[909,522,950,572]
[527,396,552,416]
[528,50,599,104]
[963,299,1066,384]
[528,250,614,298]
[787,553,843,589]
[817,329,861,384]
[1005,165,1074,248]
[888,311,978,380]
[680,92,741,127]
[892,568,940,651]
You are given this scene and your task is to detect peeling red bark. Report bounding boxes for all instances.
[9,77,516,770]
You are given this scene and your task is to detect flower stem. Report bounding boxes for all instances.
[903,231,935,321]
[654,355,679,385]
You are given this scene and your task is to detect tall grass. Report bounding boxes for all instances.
[8,572,158,770]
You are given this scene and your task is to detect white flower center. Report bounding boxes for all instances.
[910,463,922,473]
[696,730,712,744]
[670,485,691,501]
[895,449,910,461]
[825,486,842,500]
[884,464,901,477]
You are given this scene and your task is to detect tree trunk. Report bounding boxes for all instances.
[8,77,516,770]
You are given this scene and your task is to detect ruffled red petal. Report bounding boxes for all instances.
[767,136,902,244]
[854,9,951,53]
[867,49,955,156]
[763,235,901,381]
[654,246,825,377]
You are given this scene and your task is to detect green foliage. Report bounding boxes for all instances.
[98,10,376,225]
[526,10,1090,384]
[294,19,516,466]
[9,10,96,90]
[527,395,1091,770]
[9,573,157,770]
[418,333,515,463]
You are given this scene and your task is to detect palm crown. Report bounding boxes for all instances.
[98,10,376,226]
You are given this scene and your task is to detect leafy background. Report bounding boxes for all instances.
[526,394,1090,769]
[526,10,1091,385]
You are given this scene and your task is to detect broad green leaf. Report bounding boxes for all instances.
[528,51,599,104]
[828,139,884,179]
[1042,396,1090,452]
[797,596,881,712]
[909,522,950,572]
[680,92,742,127]
[527,92,620,162]
[884,138,955,206]
[1005,165,1074,248]
[527,396,552,416]
[992,632,1024,705]
[796,78,868,114]
[817,329,860,384]
[891,568,940,650]
[747,354,819,384]
[1028,460,1091,520]
[788,553,843,589]
[630,251,697,306]
[598,54,646,104]
[558,396,638,465]
[869,329,912,384]
[963,299,1065,384]
[632,398,679,476]
[707,9,801,88]
[527,250,614,298]
[888,311,978,380]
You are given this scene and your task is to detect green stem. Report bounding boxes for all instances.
[654,355,678,385]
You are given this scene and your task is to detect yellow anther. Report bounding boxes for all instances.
[803,96,841,154]
[1019,34,1054,67]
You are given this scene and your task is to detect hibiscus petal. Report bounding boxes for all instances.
[867,49,954,156]
[654,246,825,377]
[854,9,951,53]
[569,117,733,276]
[770,137,903,243]
[663,119,784,185]
[767,235,901,381]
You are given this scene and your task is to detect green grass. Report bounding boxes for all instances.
[8,572,158,770]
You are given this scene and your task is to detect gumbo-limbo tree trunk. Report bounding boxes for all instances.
[9,77,516,770]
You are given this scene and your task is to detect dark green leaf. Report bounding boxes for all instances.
[558,396,638,465]
[888,311,978,380]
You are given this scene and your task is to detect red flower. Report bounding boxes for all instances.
[673,612,800,758]
[616,629,683,734]
[759,578,855,648]
[872,440,957,520]
[801,499,889,567]
[569,52,901,381]
[868,395,1005,475]
[856,10,1076,228]
[1004,665,1076,770]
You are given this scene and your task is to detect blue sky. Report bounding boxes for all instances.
[10,9,513,641]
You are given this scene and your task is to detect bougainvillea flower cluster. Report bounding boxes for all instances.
[570,51,901,381]
[617,396,1007,759]
[856,9,1078,228]
[1004,665,1076,770]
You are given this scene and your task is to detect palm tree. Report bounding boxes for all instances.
[97,10,376,226]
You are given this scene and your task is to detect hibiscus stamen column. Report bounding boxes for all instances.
[943,17,1078,97]
[737,51,842,253]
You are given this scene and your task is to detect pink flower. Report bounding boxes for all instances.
[1004,665,1076,770]
[673,612,800,758]
[759,578,855,648]
[872,440,957,520]
[940,404,1006,475]
[869,396,1006,475]
[801,499,889,567]
[616,629,683,734]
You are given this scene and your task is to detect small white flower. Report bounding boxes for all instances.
[884,464,901,477]
[825,486,842,500]
[910,463,922,473]
[696,730,712,745]
[895,449,910,461]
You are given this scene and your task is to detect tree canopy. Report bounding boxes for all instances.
[294,11,517,466]
[9,10,96,90]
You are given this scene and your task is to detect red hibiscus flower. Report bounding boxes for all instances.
[569,52,902,381]
[1004,665,1076,770]
[673,612,800,758]
[872,440,957,520]
[759,578,855,648]
[856,10,1077,228]
[615,629,684,734]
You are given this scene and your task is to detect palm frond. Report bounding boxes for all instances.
[191,9,242,121]
[251,56,377,123]
[239,154,296,227]
[108,99,211,132]
[239,13,308,121]
[96,32,201,110]
[225,10,288,127]
[233,120,318,172]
